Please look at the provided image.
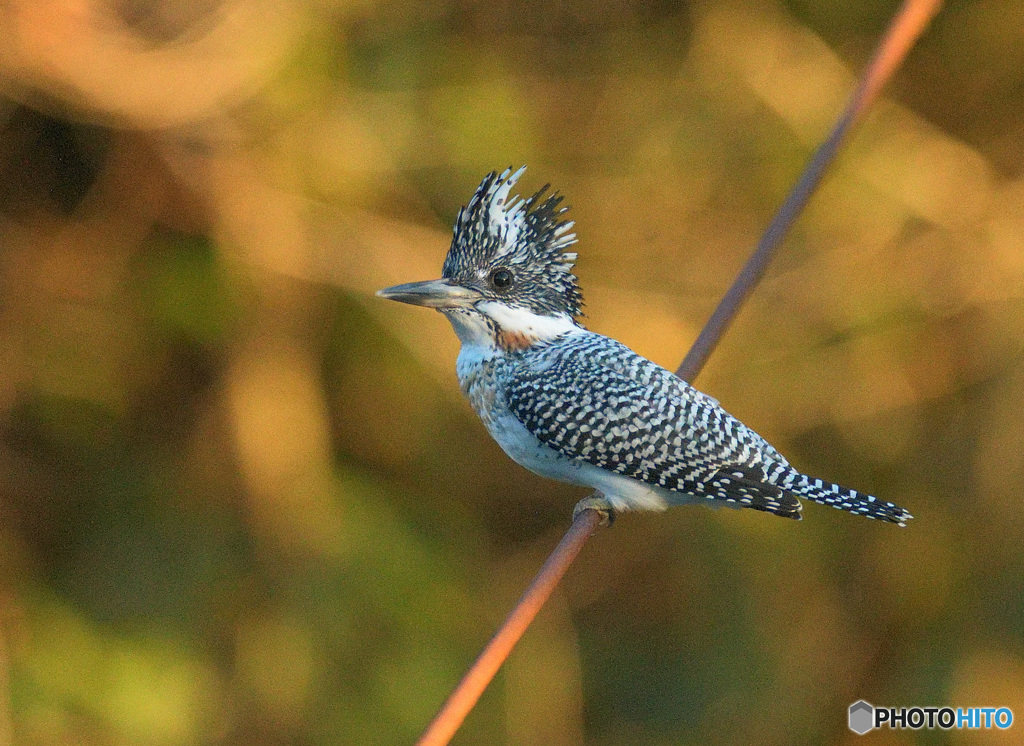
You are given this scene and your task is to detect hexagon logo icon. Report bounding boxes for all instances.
[849,700,874,735]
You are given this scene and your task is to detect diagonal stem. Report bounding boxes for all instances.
[677,0,943,382]
[417,1,943,743]
[416,508,602,746]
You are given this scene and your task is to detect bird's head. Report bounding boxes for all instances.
[377,167,583,351]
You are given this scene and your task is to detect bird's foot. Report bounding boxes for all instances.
[573,494,616,527]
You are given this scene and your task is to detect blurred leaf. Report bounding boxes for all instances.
[136,231,241,348]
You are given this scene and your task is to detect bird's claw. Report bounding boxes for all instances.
[573,494,616,527]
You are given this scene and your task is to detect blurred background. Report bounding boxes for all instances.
[0,0,1022,743]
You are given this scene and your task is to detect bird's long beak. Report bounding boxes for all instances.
[376,278,482,309]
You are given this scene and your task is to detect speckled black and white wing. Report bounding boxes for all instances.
[502,332,911,525]
[502,332,800,518]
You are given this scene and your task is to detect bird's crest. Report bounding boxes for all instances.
[442,167,583,318]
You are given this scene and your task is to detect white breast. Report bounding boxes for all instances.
[456,344,679,513]
[489,409,681,511]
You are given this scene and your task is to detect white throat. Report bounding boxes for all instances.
[443,301,580,352]
[478,301,578,341]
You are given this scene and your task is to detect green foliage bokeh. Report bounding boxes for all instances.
[1,1,1023,744]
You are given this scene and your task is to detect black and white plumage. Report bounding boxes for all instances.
[378,167,912,526]
[442,167,582,318]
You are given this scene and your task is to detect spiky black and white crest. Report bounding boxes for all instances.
[442,167,583,318]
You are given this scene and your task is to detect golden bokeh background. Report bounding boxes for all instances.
[1,0,1023,743]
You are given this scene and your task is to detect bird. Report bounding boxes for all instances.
[377,167,912,527]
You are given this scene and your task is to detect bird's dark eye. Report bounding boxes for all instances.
[490,268,514,290]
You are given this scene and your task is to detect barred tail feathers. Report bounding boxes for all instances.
[784,472,912,526]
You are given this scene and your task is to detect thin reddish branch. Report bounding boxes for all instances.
[677,0,943,381]
[417,1,943,743]
[416,509,602,746]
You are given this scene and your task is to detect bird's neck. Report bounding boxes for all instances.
[444,301,580,356]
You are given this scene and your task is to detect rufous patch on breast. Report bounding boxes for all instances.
[497,329,537,352]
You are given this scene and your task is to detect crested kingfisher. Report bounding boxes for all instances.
[377,167,912,526]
